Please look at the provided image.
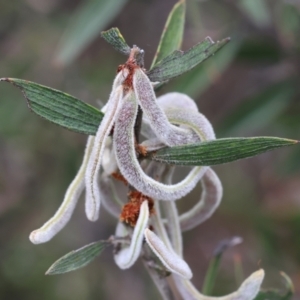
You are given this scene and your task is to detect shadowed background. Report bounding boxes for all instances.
[0,0,300,299]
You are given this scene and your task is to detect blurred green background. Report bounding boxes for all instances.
[0,0,300,299]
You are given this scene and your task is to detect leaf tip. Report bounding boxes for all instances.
[45,267,54,276]
[285,138,299,145]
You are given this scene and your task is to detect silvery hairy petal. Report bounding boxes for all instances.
[180,168,223,232]
[157,108,221,231]
[85,74,124,222]
[133,68,196,146]
[29,136,95,244]
[113,90,208,201]
[157,92,199,112]
[163,107,215,142]
[114,201,149,269]
[173,269,264,300]
[144,228,192,279]
[142,92,198,139]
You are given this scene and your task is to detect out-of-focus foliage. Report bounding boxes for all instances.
[0,0,300,299]
[150,0,186,67]
[55,0,129,66]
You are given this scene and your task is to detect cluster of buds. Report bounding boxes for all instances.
[29,46,264,299]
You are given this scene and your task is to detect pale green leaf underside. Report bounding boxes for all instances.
[150,137,298,166]
[0,78,103,135]
[46,241,109,275]
[55,0,128,65]
[101,27,131,55]
[151,0,186,68]
[147,37,230,83]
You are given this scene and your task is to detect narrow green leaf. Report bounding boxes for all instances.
[254,272,294,300]
[150,137,299,166]
[151,0,186,68]
[0,78,102,135]
[46,241,109,275]
[202,237,242,295]
[147,37,230,83]
[101,27,131,55]
[55,0,128,66]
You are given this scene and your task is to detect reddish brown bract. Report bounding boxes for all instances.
[120,191,155,226]
[117,47,142,91]
[111,171,128,185]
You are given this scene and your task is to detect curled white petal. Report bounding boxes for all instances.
[156,108,221,231]
[114,201,149,269]
[85,79,124,221]
[173,269,264,300]
[163,107,215,142]
[157,92,199,112]
[30,136,95,244]
[113,89,207,201]
[180,168,223,232]
[134,68,196,146]
[142,92,198,139]
[142,98,215,147]
[144,228,192,279]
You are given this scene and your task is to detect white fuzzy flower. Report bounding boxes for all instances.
[28,45,265,300]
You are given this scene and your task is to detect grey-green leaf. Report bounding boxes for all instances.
[147,37,230,83]
[101,27,131,55]
[150,137,299,166]
[46,241,109,275]
[254,272,294,300]
[151,0,186,68]
[0,78,102,135]
[55,0,128,66]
